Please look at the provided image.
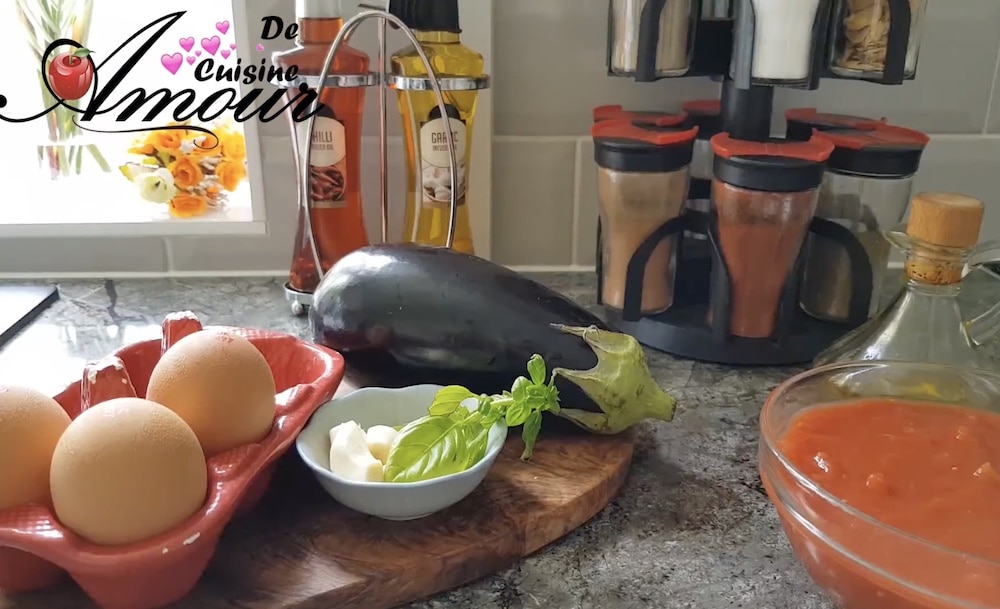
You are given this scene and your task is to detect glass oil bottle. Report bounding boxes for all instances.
[274,0,372,294]
[815,192,1000,371]
[390,0,485,254]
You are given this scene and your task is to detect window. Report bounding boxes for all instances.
[0,1,266,236]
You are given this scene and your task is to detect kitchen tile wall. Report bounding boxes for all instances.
[490,0,1000,268]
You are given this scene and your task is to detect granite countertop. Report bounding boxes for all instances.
[0,272,997,609]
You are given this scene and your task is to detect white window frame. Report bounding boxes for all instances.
[0,0,494,275]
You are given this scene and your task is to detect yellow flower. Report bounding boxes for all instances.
[217,127,246,163]
[151,129,185,153]
[169,157,204,190]
[215,160,246,192]
[169,193,208,218]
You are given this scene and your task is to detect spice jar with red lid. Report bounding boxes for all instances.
[593,119,699,316]
[800,124,929,324]
[708,133,834,339]
[784,107,887,141]
[593,105,687,126]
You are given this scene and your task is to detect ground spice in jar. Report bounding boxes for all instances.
[593,120,698,315]
[713,182,817,338]
[708,134,834,339]
[599,169,690,313]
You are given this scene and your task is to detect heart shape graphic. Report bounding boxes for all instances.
[161,53,183,75]
[195,50,202,56]
[230,43,237,50]
[186,56,196,65]
[179,37,195,52]
[216,21,230,34]
[201,36,221,56]
[256,43,264,52]
[221,49,232,59]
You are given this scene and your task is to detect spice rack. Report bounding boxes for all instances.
[598,0,927,365]
[277,7,489,315]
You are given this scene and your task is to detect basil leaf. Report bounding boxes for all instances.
[429,385,477,416]
[520,410,543,460]
[527,354,546,385]
[464,422,492,468]
[383,415,473,483]
[505,400,530,427]
[449,406,471,422]
[510,376,530,403]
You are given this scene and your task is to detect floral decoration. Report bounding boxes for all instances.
[120,122,248,219]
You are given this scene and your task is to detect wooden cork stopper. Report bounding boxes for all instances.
[907,192,984,248]
[905,192,984,284]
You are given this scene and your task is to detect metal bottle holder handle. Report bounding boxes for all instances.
[284,9,485,315]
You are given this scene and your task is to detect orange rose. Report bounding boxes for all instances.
[169,157,204,190]
[206,184,221,199]
[169,194,208,218]
[215,160,246,192]
[128,142,156,156]
[151,129,184,153]
[218,128,246,163]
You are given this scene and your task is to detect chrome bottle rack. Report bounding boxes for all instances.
[279,8,491,315]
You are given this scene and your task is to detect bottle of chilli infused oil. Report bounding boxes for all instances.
[391,0,485,254]
[273,0,370,294]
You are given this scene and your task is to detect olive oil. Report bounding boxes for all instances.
[391,0,484,254]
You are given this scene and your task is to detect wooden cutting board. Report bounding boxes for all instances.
[9,380,634,609]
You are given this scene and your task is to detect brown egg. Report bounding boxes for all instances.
[146,330,276,457]
[50,398,207,546]
[0,386,71,510]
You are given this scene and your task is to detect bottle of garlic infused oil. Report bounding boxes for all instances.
[273,0,370,294]
[391,0,485,254]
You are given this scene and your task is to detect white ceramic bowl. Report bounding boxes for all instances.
[296,384,508,521]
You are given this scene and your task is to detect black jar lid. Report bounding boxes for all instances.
[592,104,687,127]
[592,119,698,173]
[785,107,886,142]
[710,134,834,192]
[388,0,460,33]
[817,125,930,177]
[682,99,723,140]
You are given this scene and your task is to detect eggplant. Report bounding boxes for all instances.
[309,244,607,404]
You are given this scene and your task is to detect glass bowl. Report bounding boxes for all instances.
[759,361,1000,609]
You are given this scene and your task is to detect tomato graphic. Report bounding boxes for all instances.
[47,48,94,101]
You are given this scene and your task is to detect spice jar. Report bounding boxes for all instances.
[829,0,928,80]
[593,105,687,127]
[709,134,835,338]
[593,119,698,315]
[608,0,698,80]
[730,0,829,84]
[784,107,887,142]
[800,125,929,323]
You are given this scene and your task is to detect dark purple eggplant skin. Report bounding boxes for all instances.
[309,244,609,411]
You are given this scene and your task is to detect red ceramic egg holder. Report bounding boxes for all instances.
[0,312,345,609]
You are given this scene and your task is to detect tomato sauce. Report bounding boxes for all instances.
[767,398,1000,609]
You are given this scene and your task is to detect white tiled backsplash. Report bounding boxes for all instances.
[490,0,1000,268]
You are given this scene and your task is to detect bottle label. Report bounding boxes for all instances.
[298,114,347,209]
[418,111,468,209]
